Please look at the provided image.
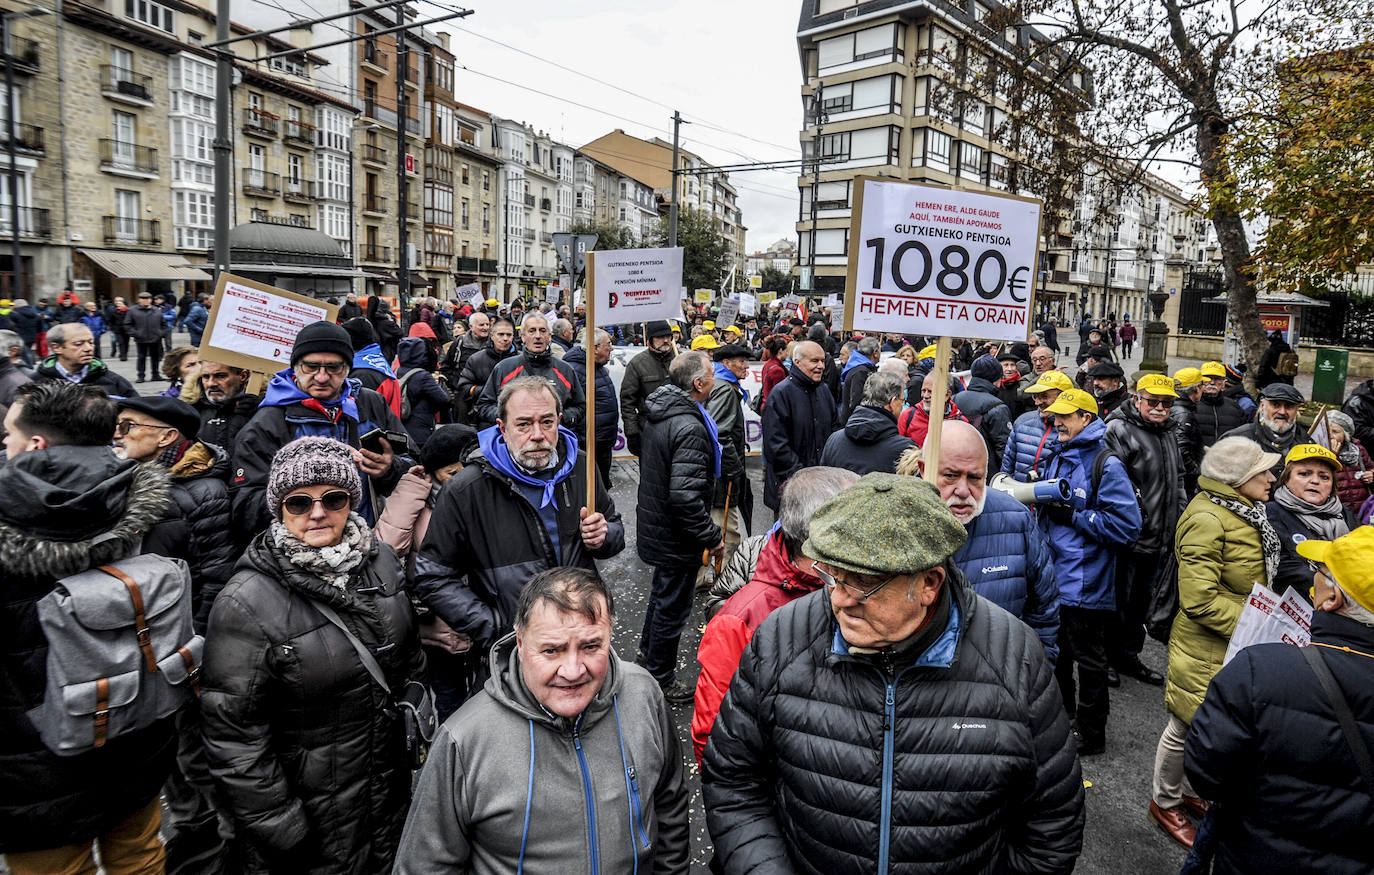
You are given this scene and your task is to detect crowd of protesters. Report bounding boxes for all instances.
[0,288,1370,875]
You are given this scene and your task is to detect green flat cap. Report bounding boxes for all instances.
[803,473,967,576]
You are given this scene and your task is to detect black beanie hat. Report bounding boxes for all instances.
[341,316,377,352]
[421,424,479,475]
[292,321,354,365]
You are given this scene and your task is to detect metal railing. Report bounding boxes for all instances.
[242,108,279,136]
[284,119,316,143]
[241,168,281,195]
[101,65,152,101]
[362,44,388,70]
[99,139,156,173]
[1,122,43,153]
[0,206,49,238]
[359,143,387,163]
[283,179,317,201]
[361,243,391,262]
[102,215,160,245]
[363,193,387,212]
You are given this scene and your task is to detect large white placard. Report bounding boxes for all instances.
[590,247,685,324]
[846,178,1042,342]
[455,282,484,306]
[199,273,335,374]
[739,292,757,317]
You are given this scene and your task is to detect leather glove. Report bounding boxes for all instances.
[1042,502,1075,527]
[626,433,642,457]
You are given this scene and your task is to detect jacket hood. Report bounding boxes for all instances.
[35,358,111,381]
[260,369,360,421]
[644,383,701,423]
[965,376,998,394]
[352,343,397,379]
[0,449,171,578]
[397,336,430,370]
[169,440,229,481]
[841,349,873,379]
[484,630,622,731]
[843,404,901,445]
[407,322,436,339]
[563,345,588,365]
[754,528,824,596]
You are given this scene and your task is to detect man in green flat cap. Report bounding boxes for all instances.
[702,472,1083,875]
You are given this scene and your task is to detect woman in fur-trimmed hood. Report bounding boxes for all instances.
[0,441,185,857]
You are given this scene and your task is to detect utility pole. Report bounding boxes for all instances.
[668,110,685,248]
[212,0,232,278]
[394,4,409,329]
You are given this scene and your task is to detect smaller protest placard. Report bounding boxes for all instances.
[759,292,778,304]
[717,298,740,328]
[1224,585,1312,665]
[198,273,338,376]
[588,247,685,324]
[739,292,757,317]
[694,289,713,304]
[455,282,484,307]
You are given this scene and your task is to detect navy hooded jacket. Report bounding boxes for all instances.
[396,337,452,447]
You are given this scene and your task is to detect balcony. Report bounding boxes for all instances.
[360,243,391,263]
[404,64,418,87]
[5,36,38,74]
[242,168,281,196]
[404,116,421,136]
[405,200,420,221]
[99,139,157,176]
[540,197,552,211]
[362,193,387,214]
[0,122,43,154]
[523,193,535,207]
[541,231,553,243]
[0,206,50,238]
[359,143,387,165]
[283,178,318,202]
[101,65,153,105]
[362,98,380,121]
[284,119,317,146]
[455,255,479,272]
[522,229,535,240]
[361,44,388,74]
[103,216,160,246]
[479,258,499,274]
[242,108,279,138]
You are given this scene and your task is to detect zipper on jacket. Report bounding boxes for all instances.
[878,679,897,875]
[571,722,600,875]
[626,765,651,851]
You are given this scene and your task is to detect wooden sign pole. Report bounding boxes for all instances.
[583,254,597,515]
[922,336,953,484]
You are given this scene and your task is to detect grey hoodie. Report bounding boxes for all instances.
[394,634,691,875]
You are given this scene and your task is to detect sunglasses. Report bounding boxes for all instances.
[282,490,351,516]
[115,419,175,437]
[813,564,901,603]
[1140,396,1172,409]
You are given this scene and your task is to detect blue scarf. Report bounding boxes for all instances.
[478,424,579,508]
[712,362,749,403]
[697,402,723,478]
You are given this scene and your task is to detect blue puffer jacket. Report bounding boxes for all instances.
[1036,418,1142,610]
[953,489,1060,663]
[1001,409,1057,481]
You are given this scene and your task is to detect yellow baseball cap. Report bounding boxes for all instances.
[1200,361,1226,378]
[1296,527,1374,614]
[670,323,682,333]
[1173,367,1203,388]
[0,299,11,307]
[1136,374,1178,397]
[1044,388,1100,416]
[918,344,938,360]
[1026,371,1074,393]
[485,298,500,308]
[703,320,716,330]
[691,335,720,351]
[723,324,742,335]
[1285,443,1342,471]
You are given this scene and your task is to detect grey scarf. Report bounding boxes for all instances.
[269,512,372,591]
[1206,490,1282,586]
[1272,485,1350,542]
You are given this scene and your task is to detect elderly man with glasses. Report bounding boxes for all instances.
[703,472,1084,874]
[231,321,409,537]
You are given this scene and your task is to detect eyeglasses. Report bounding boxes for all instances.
[115,419,175,437]
[1140,396,1172,409]
[508,415,559,436]
[282,490,352,516]
[813,564,901,603]
[296,360,348,376]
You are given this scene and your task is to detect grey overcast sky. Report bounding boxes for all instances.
[424,0,804,253]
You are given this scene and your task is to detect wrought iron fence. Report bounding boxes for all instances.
[1175,269,1226,336]
[1301,291,1374,348]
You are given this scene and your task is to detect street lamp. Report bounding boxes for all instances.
[4,5,50,300]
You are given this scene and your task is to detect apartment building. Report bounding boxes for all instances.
[747,239,799,276]
[579,128,747,274]
[492,117,576,297]
[452,103,502,294]
[794,0,1211,322]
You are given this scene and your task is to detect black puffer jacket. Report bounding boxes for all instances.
[1222,420,1313,478]
[1105,402,1186,552]
[167,440,236,631]
[34,357,137,398]
[1171,396,1201,494]
[620,345,674,440]
[202,530,424,874]
[1262,499,1358,596]
[1340,379,1374,450]
[565,345,620,447]
[413,448,623,650]
[637,383,721,567]
[194,391,261,454]
[819,404,915,476]
[396,337,453,447]
[1195,393,1250,448]
[472,350,585,432]
[455,344,517,426]
[124,304,164,344]
[1185,610,1374,875]
[0,449,184,854]
[761,369,836,510]
[702,576,1084,874]
[954,377,1012,464]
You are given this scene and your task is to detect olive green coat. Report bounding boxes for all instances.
[1165,476,1270,723]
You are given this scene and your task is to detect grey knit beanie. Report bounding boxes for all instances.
[266,436,363,519]
[1325,410,1356,439]
[1200,436,1281,488]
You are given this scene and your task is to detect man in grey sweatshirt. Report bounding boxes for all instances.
[394,566,691,874]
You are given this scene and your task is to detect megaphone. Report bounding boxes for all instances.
[989,472,1070,506]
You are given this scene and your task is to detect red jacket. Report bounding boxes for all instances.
[898,399,968,445]
[691,529,823,763]
[760,358,787,407]
[1335,439,1374,513]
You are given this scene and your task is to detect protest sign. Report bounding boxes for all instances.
[739,292,757,317]
[749,275,763,288]
[1224,585,1312,665]
[694,289,713,304]
[759,292,777,304]
[197,273,337,375]
[544,283,560,305]
[588,247,685,324]
[717,298,740,328]
[455,282,484,307]
[844,178,1042,342]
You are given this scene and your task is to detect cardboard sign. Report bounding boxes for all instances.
[456,282,484,307]
[587,248,685,324]
[845,178,1042,341]
[545,283,561,305]
[717,298,740,328]
[739,292,757,317]
[748,275,763,288]
[759,292,778,304]
[197,273,338,375]
[694,289,713,304]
